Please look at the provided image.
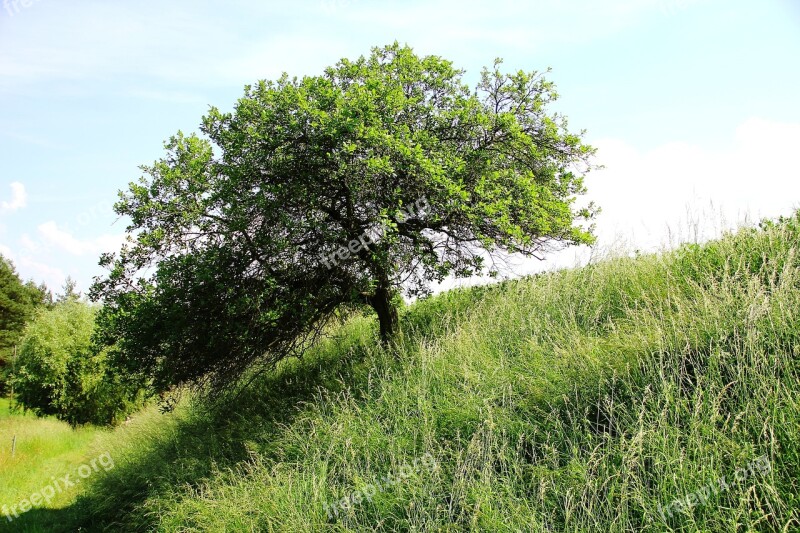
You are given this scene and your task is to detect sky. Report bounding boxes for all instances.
[1,0,799,294]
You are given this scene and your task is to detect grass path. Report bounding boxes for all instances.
[0,398,107,527]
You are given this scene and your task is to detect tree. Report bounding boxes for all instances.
[0,255,49,392]
[56,276,81,303]
[91,43,597,392]
[10,300,142,425]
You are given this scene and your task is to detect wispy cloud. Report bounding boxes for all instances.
[20,233,39,252]
[17,256,66,290]
[0,0,678,97]
[0,242,64,288]
[0,181,27,212]
[37,221,126,256]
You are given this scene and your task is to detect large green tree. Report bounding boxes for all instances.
[92,43,597,392]
[0,255,49,392]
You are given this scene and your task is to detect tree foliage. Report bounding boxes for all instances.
[92,43,597,393]
[56,276,81,303]
[0,255,49,392]
[10,300,142,425]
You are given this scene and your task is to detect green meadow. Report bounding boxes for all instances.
[2,215,799,531]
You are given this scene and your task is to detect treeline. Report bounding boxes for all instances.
[0,255,142,426]
[0,255,49,391]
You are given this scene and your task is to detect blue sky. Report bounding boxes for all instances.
[1,0,799,293]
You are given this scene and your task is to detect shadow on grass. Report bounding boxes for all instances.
[0,507,81,533]
[3,291,487,532]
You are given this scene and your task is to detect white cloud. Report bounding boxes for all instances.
[437,116,800,293]
[0,243,63,289]
[0,181,27,212]
[588,117,800,250]
[37,221,126,256]
[17,256,66,291]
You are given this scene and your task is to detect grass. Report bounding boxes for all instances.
[3,214,800,531]
[0,397,108,527]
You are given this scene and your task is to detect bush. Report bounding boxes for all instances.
[10,300,143,425]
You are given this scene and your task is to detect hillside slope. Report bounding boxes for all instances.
[5,215,800,532]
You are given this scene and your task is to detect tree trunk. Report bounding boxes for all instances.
[369,284,399,343]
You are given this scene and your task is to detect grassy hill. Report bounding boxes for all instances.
[3,214,799,531]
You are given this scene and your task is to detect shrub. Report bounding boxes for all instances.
[10,300,143,425]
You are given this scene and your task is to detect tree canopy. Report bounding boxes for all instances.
[0,255,49,392]
[91,43,597,393]
[11,299,142,425]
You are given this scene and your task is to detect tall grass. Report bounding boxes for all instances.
[0,398,107,521]
[5,215,800,531]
